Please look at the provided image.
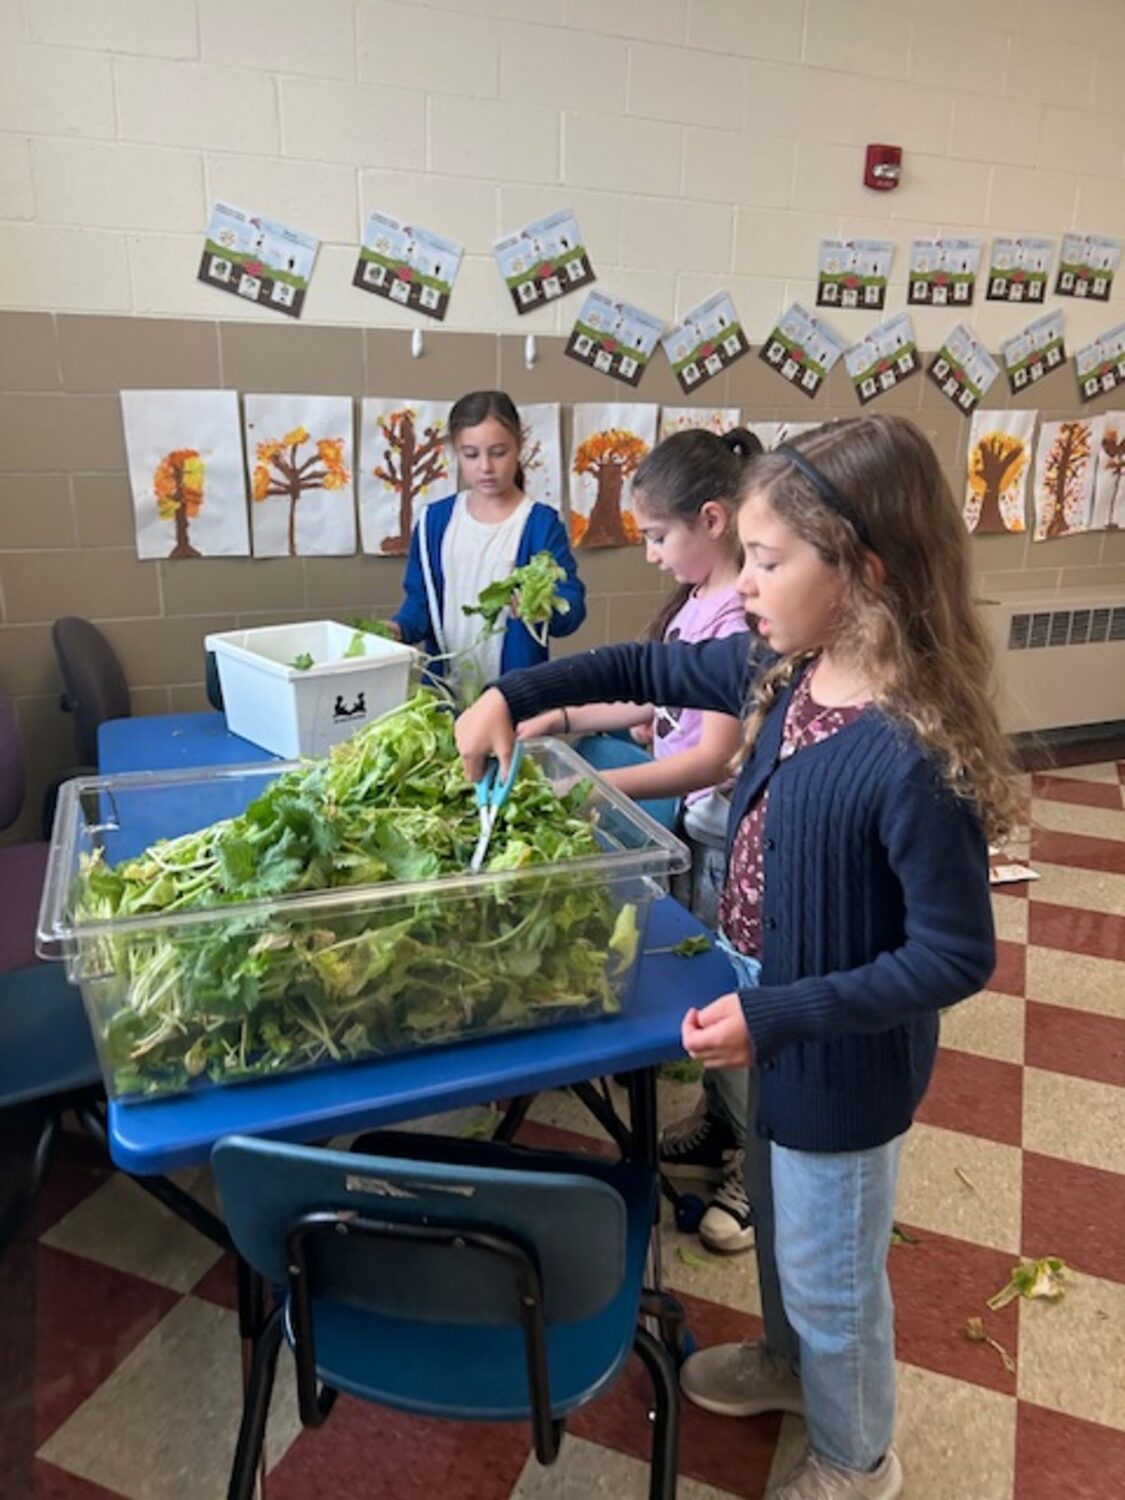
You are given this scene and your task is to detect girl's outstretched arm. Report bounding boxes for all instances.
[516,701,653,740]
[600,709,742,800]
[541,510,586,638]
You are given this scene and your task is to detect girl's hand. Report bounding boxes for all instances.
[629,719,654,748]
[516,708,565,740]
[682,993,754,1068]
[455,686,517,782]
[385,620,403,641]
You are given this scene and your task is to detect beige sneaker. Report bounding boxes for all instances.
[699,1153,754,1254]
[680,1341,804,1417]
[766,1448,903,1500]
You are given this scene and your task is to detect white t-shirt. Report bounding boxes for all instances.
[440,491,532,694]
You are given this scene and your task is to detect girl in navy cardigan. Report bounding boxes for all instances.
[389,390,584,700]
[456,415,1016,1500]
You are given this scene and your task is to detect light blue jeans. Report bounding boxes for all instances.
[717,934,903,1472]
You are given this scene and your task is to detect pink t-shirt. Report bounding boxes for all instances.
[654,585,748,805]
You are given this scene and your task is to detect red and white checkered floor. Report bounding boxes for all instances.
[4,760,1124,1499]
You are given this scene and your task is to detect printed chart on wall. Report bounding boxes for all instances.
[359,399,452,556]
[907,238,981,306]
[198,203,318,318]
[1001,312,1066,395]
[518,404,563,509]
[928,325,1000,414]
[1033,417,1105,540]
[964,410,1035,534]
[844,313,919,405]
[565,290,664,386]
[760,304,846,399]
[353,212,463,321]
[568,404,658,549]
[660,292,749,394]
[1075,323,1125,403]
[493,209,594,315]
[659,406,742,441]
[245,395,355,557]
[747,422,823,450]
[816,240,893,311]
[1092,413,1125,531]
[1055,233,1121,301]
[986,237,1054,304]
[121,390,250,560]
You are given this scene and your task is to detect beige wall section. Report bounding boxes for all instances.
[2,307,1125,839]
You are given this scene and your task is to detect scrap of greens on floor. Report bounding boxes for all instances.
[73,691,639,1097]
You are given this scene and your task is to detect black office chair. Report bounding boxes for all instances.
[52,616,131,768]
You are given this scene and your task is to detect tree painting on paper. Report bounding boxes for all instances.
[373,407,448,554]
[252,426,350,557]
[570,429,649,548]
[1038,421,1092,540]
[1101,425,1125,529]
[966,431,1028,533]
[520,423,545,489]
[154,449,204,559]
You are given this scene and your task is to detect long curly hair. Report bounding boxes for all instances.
[739,415,1019,843]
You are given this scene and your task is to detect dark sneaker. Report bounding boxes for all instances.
[699,1153,754,1253]
[680,1341,804,1418]
[766,1448,903,1499]
[659,1101,737,1183]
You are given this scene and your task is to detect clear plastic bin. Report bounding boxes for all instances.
[37,740,689,1102]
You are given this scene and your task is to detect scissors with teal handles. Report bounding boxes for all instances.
[469,743,523,873]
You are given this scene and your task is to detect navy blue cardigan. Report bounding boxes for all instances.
[392,494,586,678]
[497,635,996,1152]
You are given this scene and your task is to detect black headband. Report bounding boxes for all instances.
[774,443,875,553]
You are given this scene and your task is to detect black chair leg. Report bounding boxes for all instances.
[633,1324,680,1500]
[0,1107,58,1261]
[228,1303,284,1500]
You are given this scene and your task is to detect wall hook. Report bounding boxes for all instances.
[524,333,536,370]
[411,328,424,359]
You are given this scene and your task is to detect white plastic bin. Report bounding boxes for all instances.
[205,621,416,758]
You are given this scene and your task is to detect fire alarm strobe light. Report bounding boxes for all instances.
[864,143,902,191]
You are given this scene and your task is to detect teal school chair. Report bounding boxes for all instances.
[213,1131,682,1500]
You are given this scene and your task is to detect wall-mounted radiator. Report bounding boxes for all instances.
[980,594,1125,734]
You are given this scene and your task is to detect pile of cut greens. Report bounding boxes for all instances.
[74,692,638,1099]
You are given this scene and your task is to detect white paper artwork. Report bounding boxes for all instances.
[518,403,563,509]
[567,403,659,550]
[244,394,355,557]
[121,389,250,561]
[1032,417,1105,541]
[359,398,453,556]
[1090,411,1125,531]
[658,407,742,441]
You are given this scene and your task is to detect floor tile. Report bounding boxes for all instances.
[1024,945,1125,1021]
[1022,1067,1125,1175]
[34,1461,126,1499]
[1031,773,1124,810]
[1030,861,1125,918]
[40,1174,223,1295]
[1034,762,1121,785]
[1032,799,1125,841]
[914,1048,1023,1147]
[509,1435,741,1499]
[1022,1150,1125,1286]
[1014,1400,1125,1500]
[1028,900,1125,962]
[991,894,1029,944]
[989,939,1026,997]
[938,991,1025,1065]
[38,1297,303,1500]
[1024,1001,1125,1089]
[1016,1268,1125,1432]
[891,1363,1017,1500]
[1030,826,1125,877]
[896,1124,1022,1253]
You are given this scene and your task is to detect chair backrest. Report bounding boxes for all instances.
[213,1134,627,1327]
[0,696,26,833]
[52,617,131,766]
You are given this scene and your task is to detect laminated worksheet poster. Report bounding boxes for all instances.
[494,208,594,315]
[927,324,1001,414]
[518,403,563,509]
[245,395,355,557]
[353,211,463,321]
[964,409,1036,534]
[568,403,659,549]
[1055,233,1121,301]
[844,313,919,405]
[660,291,749,394]
[1001,312,1066,395]
[565,289,665,387]
[122,389,250,560]
[986,237,1054,304]
[1074,323,1125,403]
[1033,417,1105,540]
[198,202,318,318]
[759,304,847,399]
[907,238,981,307]
[359,398,453,556]
[816,240,893,311]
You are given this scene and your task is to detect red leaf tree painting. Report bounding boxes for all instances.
[571,428,648,548]
[1039,421,1092,539]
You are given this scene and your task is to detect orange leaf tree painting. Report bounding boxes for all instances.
[373,408,448,555]
[571,427,649,548]
[252,425,350,556]
[1102,426,1125,529]
[154,448,204,559]
[967,432,1028,533]
[1041,421,1092,539]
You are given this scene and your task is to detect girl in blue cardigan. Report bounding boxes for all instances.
[388,390,585,701]
[455,415,1016,1500]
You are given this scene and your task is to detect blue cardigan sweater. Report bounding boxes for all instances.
[498,635,996,1153]
[392,494,586,677]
